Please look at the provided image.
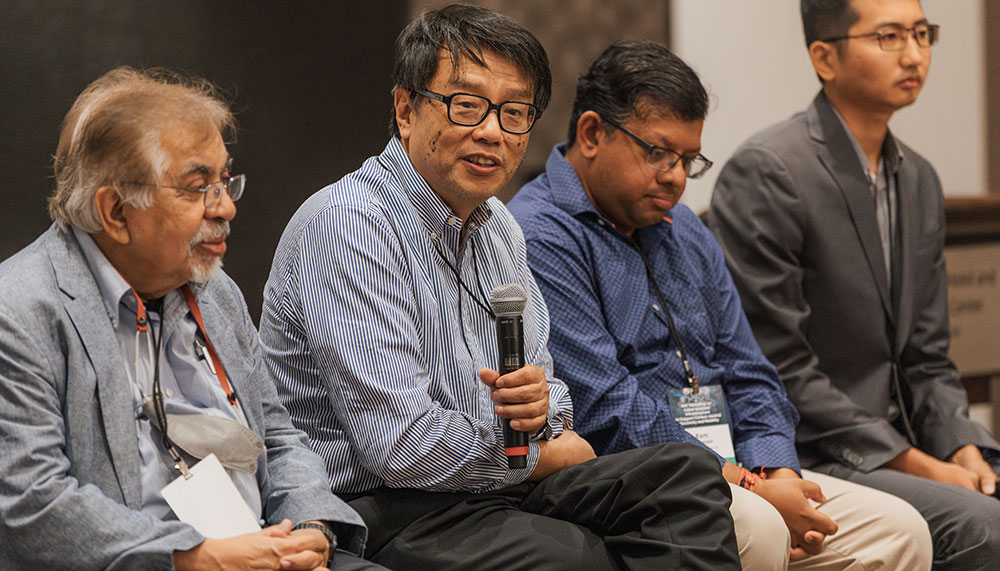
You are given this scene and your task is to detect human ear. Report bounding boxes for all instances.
[809,41,838,83]
[94,185,131,245]
[393,88,415,142]
[574,111,606,160]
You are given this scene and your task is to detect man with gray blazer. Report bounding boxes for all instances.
[0,68,385,571]
[711,0,1000,569]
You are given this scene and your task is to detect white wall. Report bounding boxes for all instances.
[671,0,986,215]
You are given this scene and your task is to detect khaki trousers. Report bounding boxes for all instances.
[731,469,933,571]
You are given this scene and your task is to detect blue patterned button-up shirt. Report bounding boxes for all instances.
[508,144,800,472]
[260,138,572,494]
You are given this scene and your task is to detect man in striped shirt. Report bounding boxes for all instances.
[260,5,740,569]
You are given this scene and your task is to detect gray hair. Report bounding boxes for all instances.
[49,67,234,231]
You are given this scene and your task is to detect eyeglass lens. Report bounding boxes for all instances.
[447,94,537,133]
[880,24,938,50]
[646,149,711,178]
[205,175,245,208]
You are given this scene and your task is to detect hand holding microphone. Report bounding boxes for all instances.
[484,284,549,468]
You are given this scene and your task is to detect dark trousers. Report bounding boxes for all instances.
[347,443,740,570]
[813,461,1000,571]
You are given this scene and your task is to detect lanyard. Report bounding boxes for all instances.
[130,286,238,478]
[630,237,701,393]
[181,285,236,405]
[431,234,496,319]
[132,292,191,478]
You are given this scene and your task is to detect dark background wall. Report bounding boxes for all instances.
[1,1,406,323]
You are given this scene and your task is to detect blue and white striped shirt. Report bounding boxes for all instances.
[260,138,572,494]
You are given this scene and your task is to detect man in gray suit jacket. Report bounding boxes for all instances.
[0,68,385,571]
[711,0,1000,569]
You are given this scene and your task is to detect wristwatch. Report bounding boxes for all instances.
[293,521,337,566]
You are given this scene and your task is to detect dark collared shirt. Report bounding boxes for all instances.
[509,144,800,471]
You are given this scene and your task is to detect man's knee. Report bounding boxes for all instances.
[729,484,790,571]
[937,493,1000,566]
[864,491,933,570]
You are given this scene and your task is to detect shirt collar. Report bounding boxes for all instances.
[71,226,139,329]
[378,137,494,242]
[544,144,603,218]
[543,143,675,235]
[830,104,903,176]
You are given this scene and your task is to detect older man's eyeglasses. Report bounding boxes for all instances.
[414,89,540,134]
[601,116,713,179]
[822,23,940,52]
[126,174,246,210]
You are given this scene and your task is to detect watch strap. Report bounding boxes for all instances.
[293,521,337,566]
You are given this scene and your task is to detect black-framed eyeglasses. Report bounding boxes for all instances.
[414,89,540,134]
[822,22,939,52]
[125,173,246,210]
[601,116,713,179]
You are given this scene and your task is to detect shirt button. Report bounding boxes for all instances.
[598,220,605,226]
[164,388,174,397]
[652,303,660,311]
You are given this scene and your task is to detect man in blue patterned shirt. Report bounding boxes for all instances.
[509,41,932,570]
[260,5,740,570]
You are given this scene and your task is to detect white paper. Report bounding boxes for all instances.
[161,454,262,538]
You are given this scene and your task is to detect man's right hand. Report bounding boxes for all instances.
[528,429,596,481]
[173,519,331,570]
[751,469,838,560]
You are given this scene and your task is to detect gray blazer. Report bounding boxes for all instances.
[710,92,999,471]
[0,224,366,570]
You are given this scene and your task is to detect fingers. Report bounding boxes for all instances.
[800,480,828,505]
[977,468,997,496]
[789,546,810,561]
[262,518,294,537]
[490,365,549,432]
[796,529,827,556]
[493,364,546,389]
[803,507,838,536]
[287,528,330,554]
[279,549,327,570]
[478,368,500,389]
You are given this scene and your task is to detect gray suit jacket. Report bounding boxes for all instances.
[710,92,999,471]
[0,224,366,570]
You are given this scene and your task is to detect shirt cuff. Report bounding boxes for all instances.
[735,434,802,474]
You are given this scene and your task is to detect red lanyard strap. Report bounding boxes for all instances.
[181,285,237,405]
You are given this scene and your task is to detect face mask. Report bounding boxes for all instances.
[142,396,264,475]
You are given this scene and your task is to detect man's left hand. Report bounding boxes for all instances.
[479,365,549,434]
[949,444,998,495]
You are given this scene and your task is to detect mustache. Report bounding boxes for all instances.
[188,220,230,252]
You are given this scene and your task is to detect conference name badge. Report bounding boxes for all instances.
[667,385,736,463]
[161,453,262,538]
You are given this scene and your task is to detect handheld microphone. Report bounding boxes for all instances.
[490,283,529,469]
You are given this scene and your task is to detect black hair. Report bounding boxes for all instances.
[568,41,707,148]
[801,0,859,47]
[389,3,551,138]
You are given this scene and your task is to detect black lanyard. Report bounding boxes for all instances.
[630,237,701,393]
[432,235,496,319]
[136,296,192,478]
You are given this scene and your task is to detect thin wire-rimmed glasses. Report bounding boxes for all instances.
[126,174,246,210]
[822,23,939,52]
[414,89,540,134]
[601,116,713,179]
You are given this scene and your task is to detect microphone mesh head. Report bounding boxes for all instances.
[489,283,527,316]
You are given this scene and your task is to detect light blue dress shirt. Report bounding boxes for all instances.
[260,138,572,494]
[72,227,263,520]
